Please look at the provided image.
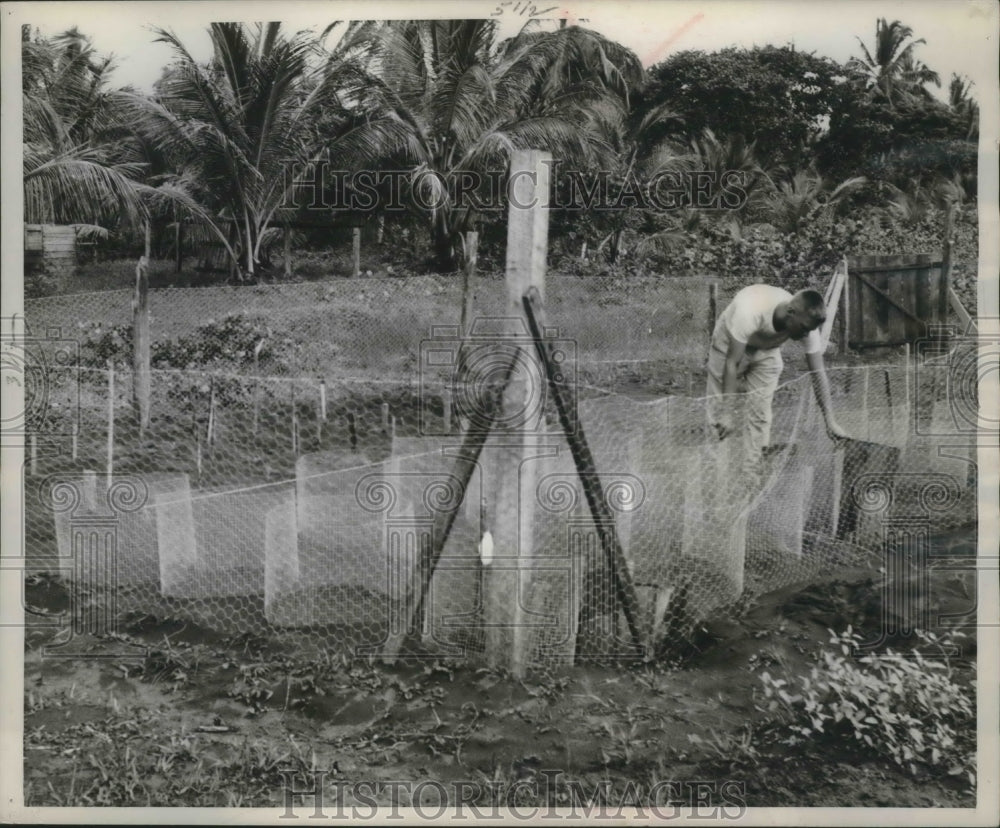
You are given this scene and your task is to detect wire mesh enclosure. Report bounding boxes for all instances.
[21,280,979,667]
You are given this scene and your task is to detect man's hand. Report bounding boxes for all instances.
[712,414,735,441]
[826,420,849,443]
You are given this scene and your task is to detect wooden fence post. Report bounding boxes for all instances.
[459,230,480,381]
[175,212,183,274]
[352,227,361,278]
[83,470,97,512]
[862,366,870,442]
[206,379,216,451]
[838,257,851,354]
[317,378,326,443]
[133,256,151,435]
[708,282,718,343]
[284,225,293,280]
[252,339,265,435]
[442,388,452,434]
[903,342,911,417]
[290,385,298,454]
[106,360,115,487]
[482,148,551,678]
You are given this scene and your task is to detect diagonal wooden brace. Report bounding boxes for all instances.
[522,286,647,660]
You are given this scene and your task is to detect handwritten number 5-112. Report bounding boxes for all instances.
[491,2,561,17]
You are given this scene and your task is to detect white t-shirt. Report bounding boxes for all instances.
[720,284,823,354]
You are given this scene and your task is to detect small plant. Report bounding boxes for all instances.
[687,725,759,766]
[759,627,975,786]
[227,663,275,713]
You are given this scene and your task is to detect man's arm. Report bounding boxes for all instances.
[714,338,747,439]
[805,350,848,441]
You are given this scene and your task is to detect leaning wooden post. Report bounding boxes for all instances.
[481,149,551,678]
[106,360,115,488]
[132,256,151,435]
[352,226,361,278]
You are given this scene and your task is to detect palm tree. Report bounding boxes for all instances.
[849,19,940,106]
[22,27,149,228]
[583,100,687,262]
[948,74,979,140]
[125,21,383,280]
[763,169,867,234]
[352,20,643,270]
[687,128,770,228]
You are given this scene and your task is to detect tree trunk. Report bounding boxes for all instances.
[431,211,457,272]
[457,231,479,382]
[175,220,183,274]
[133,257,151,434]
[284,225,292,279]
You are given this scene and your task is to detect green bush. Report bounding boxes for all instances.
[79,313,294,372]
[583,201,977,312]
[759,627,975,786]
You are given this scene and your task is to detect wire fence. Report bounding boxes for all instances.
[19,277,980,666]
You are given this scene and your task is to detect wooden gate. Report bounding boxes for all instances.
[846,254,949,348]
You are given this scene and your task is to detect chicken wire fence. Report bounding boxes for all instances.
[18,280,979,666]
[21,274,716,385]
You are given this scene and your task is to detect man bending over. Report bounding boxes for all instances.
[707,284,847,480]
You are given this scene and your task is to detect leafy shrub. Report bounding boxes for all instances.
[79,313,294,371]
[569,199,977,315]
[759,627,975,786]
[25,266,62,298]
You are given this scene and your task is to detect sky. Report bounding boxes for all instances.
[14,0,998,103]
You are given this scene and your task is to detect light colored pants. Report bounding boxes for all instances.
[705,323,783,464]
